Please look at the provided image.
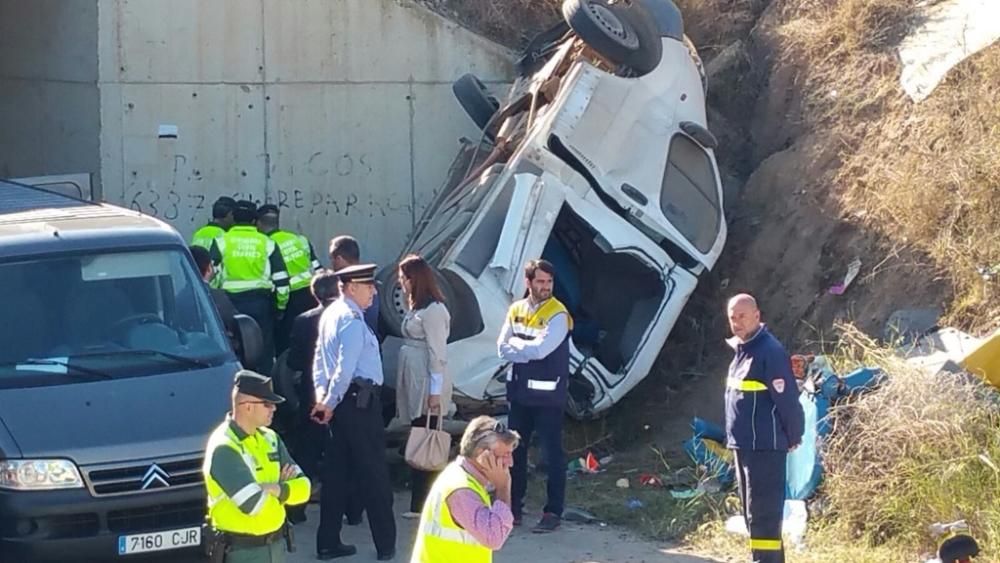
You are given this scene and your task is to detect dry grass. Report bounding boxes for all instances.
[822,324,1000,557]
[773,0,1000,331]
[674,0,765,53]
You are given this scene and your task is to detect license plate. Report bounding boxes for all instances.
[118,526,201,555]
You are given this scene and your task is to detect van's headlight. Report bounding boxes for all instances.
[0,459,84,490]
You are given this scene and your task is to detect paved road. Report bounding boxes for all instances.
[147,493,718,563]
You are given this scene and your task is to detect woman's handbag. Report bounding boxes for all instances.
[405,414,451,471]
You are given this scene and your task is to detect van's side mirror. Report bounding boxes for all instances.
[233,314,264,371]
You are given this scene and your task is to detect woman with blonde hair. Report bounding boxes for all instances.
[396,254,452,517]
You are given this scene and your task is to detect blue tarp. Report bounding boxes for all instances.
[684,360,885,500]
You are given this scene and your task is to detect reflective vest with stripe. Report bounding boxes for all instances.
[411,460,493,563]
[203,422,295,535]
[216,226,277,293]
[506,298,573,408]
[269,230,315,292]
[191,223,225,250]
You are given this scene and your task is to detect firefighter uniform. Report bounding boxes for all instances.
[210,225,290,374]
[203,371,311,563]
[725,325,805,563]
[267,228,321,354]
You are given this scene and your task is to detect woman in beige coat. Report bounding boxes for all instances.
[396,254,452,517]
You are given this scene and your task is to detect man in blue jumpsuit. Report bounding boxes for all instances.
[724,294,804,563]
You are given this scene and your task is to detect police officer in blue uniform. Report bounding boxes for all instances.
[724,294,804,563]
[309,264,396,561]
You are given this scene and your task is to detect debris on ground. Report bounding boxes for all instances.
[567,451,603,475]
[898,0,1000,102]
[828,258,862,295]
[616,478,630,489]
[562,506,600,524]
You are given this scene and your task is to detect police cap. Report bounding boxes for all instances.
[233,369,285,403]
[335,263,377,284]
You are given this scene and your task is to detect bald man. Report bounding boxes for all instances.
[724,294,804,563]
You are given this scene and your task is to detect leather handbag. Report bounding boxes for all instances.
[405,415,451,471]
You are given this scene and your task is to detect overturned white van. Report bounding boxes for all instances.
[378,0,726,419]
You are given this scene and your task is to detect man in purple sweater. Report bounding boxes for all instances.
[410,416,519,562]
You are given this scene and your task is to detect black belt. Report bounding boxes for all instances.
[223,526,284,548]
[348,380,380,393]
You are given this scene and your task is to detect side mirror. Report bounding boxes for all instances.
[233,314,264,371]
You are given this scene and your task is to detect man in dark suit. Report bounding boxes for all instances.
[286,269,340,480]
[189,245,238,346]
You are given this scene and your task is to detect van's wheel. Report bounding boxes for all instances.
[377,265,458,338]
[452,74,499,135]
[562,0,662,76]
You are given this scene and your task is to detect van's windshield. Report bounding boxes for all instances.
[0,248,233,388]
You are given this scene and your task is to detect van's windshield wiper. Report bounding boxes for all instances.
[3,359,115,380]
[75,349,213,369]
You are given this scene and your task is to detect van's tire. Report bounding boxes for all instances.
[377,265,458,338]
[562,0,662,76]
[452,74,499,134]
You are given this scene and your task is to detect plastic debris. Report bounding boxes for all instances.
[567,451,603,475]
[899,0,1000,102]
[638,473,664,488]
[615,478,630,489]
[563,506,599,523]
[828,258,862,295]
[669,488,700,499]
[626,498,643,510]
[725,500,807,549]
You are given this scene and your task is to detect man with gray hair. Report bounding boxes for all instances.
[410,415,519,563]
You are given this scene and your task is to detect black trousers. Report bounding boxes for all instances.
[317,388,396,555]
[229,290,275,374]
[734,449,787,563]
[509,402,566,519]
[408,415,441,513]
[275,288,318,356]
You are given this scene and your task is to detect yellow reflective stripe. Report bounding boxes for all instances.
[727,377,768,391]
[749,538,782,550]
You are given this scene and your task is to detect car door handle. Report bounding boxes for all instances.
[620,183,648,206]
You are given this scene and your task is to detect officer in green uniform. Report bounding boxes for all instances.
[210,200,290,374]
[256,204,321,355]
[203,370,311,563]
[192,196,237,249]
[192,197,237,289]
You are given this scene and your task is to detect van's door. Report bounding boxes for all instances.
[10,173,94,200]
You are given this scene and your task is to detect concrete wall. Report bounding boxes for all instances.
[98,0,512,266]
[0,0,101,186]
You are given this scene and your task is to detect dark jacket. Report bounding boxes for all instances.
[724,326,805,451]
